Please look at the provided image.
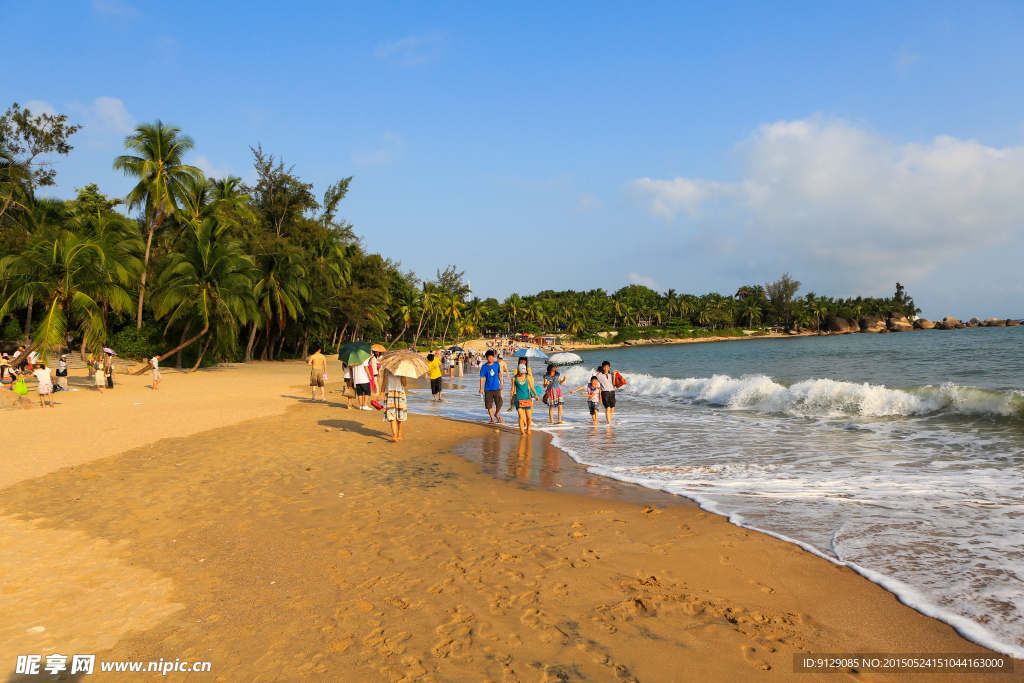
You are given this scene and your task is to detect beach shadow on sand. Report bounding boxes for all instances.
[318,418,392,441]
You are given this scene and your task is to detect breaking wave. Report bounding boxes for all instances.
[560,366,1024,420]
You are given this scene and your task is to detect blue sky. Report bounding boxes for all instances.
[6,1,1024,318]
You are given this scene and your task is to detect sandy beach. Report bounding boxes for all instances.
[1,363,1017,682]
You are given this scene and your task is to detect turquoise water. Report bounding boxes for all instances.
[422,326,1024,657]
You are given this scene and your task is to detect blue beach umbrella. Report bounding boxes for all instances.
[511,348,549,360]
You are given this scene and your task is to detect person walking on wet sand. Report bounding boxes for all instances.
[479,349,504,423]
[306,345,328,401]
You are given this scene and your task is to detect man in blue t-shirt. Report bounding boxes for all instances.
[479,349,504,423]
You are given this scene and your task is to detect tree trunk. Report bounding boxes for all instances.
[175,321,192,369]
[80,338,88,363]
[276,333,286,358]
[187,335,211,373]
[385,323,408,351]
[245,324,258,363]
[301,329,309,358]
[132,322,209,375]
[136,214,161,330]
[442,313,453,347]
[330,326,338,348]
[260,328,269,361]
[23,293,33,342]
[412,301,430,349]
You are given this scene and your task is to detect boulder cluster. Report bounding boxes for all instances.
[823,313,1021,334]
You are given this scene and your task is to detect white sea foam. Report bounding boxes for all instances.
[560,366,1024,419]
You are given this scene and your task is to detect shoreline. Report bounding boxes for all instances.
[2,364,1018,680]
[427,397,1024,662]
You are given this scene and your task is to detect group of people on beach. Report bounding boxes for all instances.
[304,343,624,441]
[0,338,169,407]
[478,350,622,434]
[0,345,129,407]
[306,345,410,442]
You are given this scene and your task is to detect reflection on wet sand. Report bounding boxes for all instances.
[456,430,690,507]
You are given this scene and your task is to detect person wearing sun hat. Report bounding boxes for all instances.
[56,355,69,391]
[0,354,15,391]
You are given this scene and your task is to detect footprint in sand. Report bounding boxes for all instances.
[741,644,771,670]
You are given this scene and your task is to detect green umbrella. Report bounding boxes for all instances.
[338,341,372,365]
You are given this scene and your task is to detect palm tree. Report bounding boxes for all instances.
[0,201,140,360]
[740,299,763,328]
[250,248,309,362]
[464,297,486,335]
[113,121,204,329]
[387,291,419,350]
[411,283,434,349]
[440,293,464,344]
[144,218,256,373]
[693,299,711,329]
[501,293,523,332]
[663,289,679,323]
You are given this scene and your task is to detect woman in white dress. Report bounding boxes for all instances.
[33,361,55,408]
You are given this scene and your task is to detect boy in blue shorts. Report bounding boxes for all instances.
[570,376,602,425]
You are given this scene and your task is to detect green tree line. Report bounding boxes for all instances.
[1,103,922,367]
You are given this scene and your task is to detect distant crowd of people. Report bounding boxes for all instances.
[0,342,165,407]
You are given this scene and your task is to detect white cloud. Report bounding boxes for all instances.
[64,97,135,149]
[628,273,663,292]
[23,100,58,117]
[373,34,447,67]
[351,133,403,169]
[574,192,604,213]
[192,154,232,180]
[92,0,137,17]
[628,116,1024,291]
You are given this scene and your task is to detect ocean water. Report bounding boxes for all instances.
[413,327,1024,658]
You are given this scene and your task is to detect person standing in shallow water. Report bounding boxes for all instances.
[542,364,567,425]
[479,349,504,423]
[427,353,443,402]
[510,359,539,435]
[595,360,616,424]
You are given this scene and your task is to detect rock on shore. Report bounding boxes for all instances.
[858,317,886,333]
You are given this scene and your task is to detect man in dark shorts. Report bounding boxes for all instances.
[427,353,443,402]
[479,350,504,423]
[349,357,372,410]
[596,360,616,424]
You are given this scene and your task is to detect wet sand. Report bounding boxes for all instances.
[0,363,1018,682]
